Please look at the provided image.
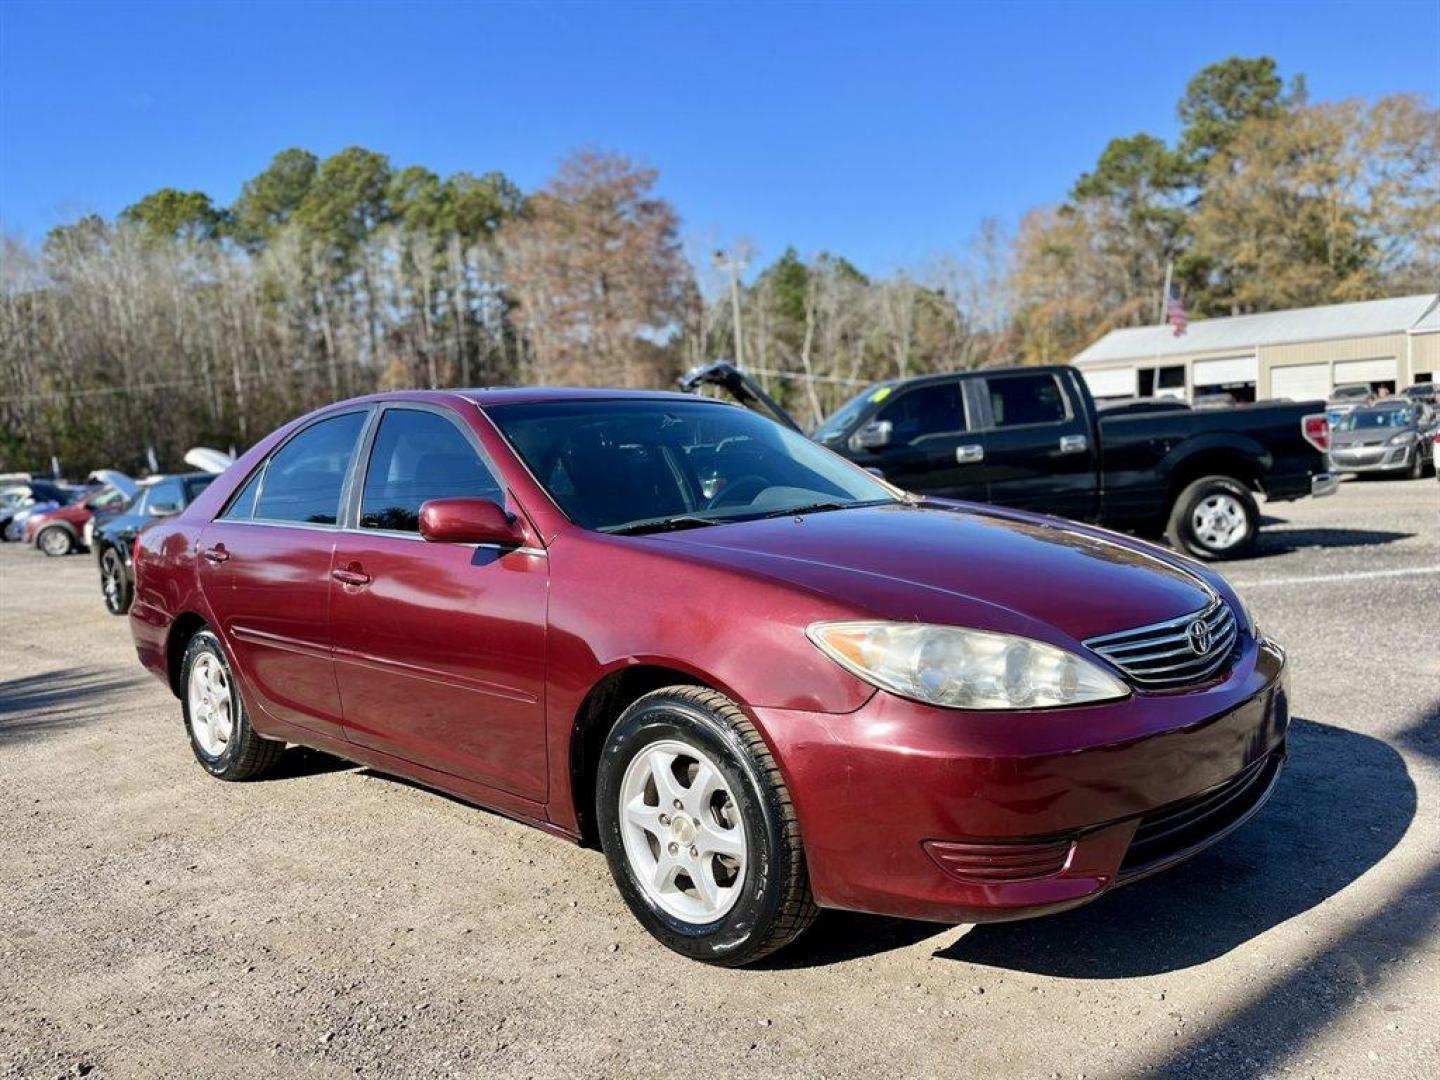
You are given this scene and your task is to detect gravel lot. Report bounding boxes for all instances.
[2,476,1437,1080]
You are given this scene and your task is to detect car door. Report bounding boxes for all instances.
[973,370,1099,520]
[196,409,369,741]
[846,379,988,500]
[328,404,549,801]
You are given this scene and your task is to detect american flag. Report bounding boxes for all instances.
[1166,287,1188,337]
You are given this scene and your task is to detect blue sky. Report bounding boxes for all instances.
[2,1,1436,275]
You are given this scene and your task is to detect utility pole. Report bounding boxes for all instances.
[713,248,748,368]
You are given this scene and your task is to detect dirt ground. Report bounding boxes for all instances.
[2,475,1437,1080]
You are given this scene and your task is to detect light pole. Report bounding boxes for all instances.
[713,248,748,368]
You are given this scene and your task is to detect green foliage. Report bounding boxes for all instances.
[293,146,393,253]
[1178,56,1293,164]
[119,189,226,242]
[229,148,318,250]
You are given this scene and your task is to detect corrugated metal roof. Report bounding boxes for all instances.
[1412,299,1440,333]
[1072,293,1439,365]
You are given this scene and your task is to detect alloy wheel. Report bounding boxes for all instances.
[38,528,70,556]
[101,552,123,611]
[188,652,235,758]
[618,739,747,924]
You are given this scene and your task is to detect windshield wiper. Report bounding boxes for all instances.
[754,498,893,520]
[606,515,722,536]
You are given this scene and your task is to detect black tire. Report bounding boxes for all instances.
[99,547,133,615]
[179,629,284,781]
[1165,475,1259,560]
[596,685,817,966]
[1406,445,1425,480]
[36,525,74,557]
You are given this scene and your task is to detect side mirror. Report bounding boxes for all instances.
[851,419,893,451]
[419,497,524,546]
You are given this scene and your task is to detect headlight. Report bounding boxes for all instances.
[807,621,1129,710]
[1387,431,1413,445]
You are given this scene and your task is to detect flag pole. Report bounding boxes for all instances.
[1158,259,1173,325]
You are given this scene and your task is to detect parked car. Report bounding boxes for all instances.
[683,362,1334,560]
[94,472,217,614]
[131,389,1287,966]
[1400,382,1437,406]
[1328,402,1437,479]
[0,480,76,540]
[25,484,132,555]
[1326,383,1375,415]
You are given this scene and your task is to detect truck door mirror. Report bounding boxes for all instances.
[852,420,893,451]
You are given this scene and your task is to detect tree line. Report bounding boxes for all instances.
[1,56,1435,473]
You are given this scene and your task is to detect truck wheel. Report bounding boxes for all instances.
[1166,476,1258,560]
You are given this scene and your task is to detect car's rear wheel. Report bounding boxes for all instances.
[596,685,817,966]
[1166,476,1258,560]
[37,526,73,557]
[100,547,132,615]
[181,629,284,781]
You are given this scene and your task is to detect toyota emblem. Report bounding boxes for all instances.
[1187,619,1212,656]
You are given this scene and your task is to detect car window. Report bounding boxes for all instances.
[988,373,1069,428]
[184,475,216,503]
[147,478,184,513]
[488,399,896,533]
[876,382,966,444]
[220,470,262,521]
[253,412,367,526]
[360,409,503,532]
[814,382,898,445]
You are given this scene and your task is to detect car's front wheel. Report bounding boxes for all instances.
[1166,476,1259,560]
[36,525,73,557]
[596,686,817,966]
[99,547,132,615]
[180,629,284,781]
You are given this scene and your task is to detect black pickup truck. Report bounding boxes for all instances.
[681,362,1335,560]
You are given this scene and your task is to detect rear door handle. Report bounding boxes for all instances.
[331,564,371,587]
[955,443,985,464]
[201,544,229,564]
[1059,434,1089,455]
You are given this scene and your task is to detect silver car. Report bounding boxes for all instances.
[1328,402,1436,479]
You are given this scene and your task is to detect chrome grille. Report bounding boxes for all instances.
[1084,598,1238,689]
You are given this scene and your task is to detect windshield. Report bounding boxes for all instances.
[813,383,895,445]
[487,399,900,533]
[1335,409,1414,432]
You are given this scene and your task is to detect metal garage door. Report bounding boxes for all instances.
[1193,355,1259,386]
[1270,363,1331,402]
[1081,366,1136,398]
[1333,357,1397,385]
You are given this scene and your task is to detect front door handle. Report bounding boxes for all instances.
[1058,434,1089,455]
[955,443,985,464]
[331,564,372,587]
[201,544,229,564]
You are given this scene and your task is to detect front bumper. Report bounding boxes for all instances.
[757,637,1288,924]
[1329,444,1414,473]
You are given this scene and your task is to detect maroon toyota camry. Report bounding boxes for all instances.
[130,388,1287,965]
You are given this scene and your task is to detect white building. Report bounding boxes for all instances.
[1071,293,1440,403]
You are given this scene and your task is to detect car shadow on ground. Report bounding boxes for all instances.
[768,716,1414,974]
[0,667,149,744]
[1244,526,1415,558]
[266,745,356,780]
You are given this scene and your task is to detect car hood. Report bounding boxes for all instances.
[661,502,1216,643]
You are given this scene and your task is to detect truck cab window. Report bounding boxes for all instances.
[877,382,965,444]
[988,374,1069,427]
